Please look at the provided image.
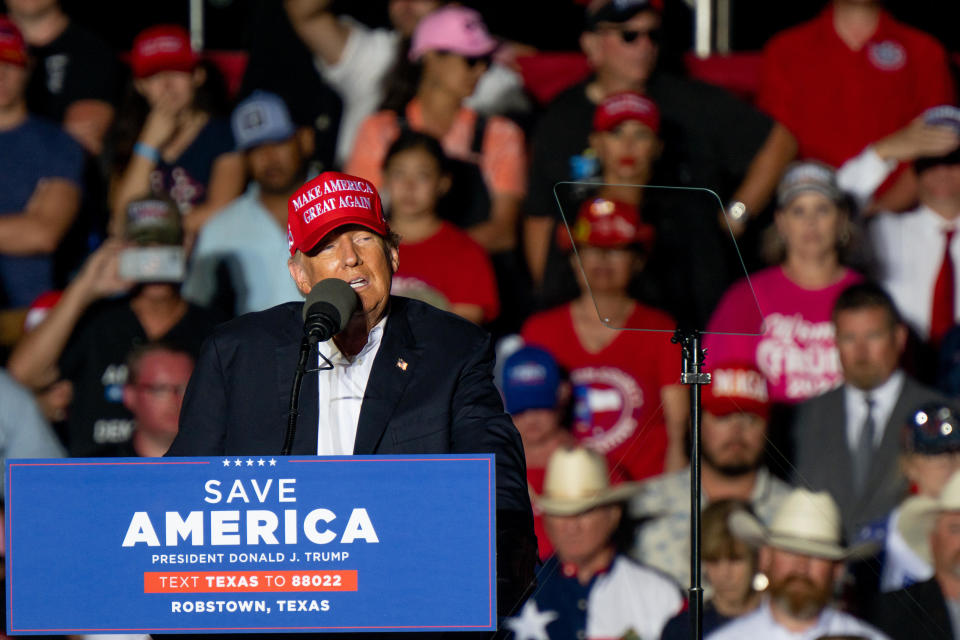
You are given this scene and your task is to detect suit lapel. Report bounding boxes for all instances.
[354,299,422,454]
[275,304,319,455]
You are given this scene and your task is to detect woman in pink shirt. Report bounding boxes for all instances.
[705,161,863,405]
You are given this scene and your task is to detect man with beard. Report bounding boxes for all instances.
[872,470,960,639]
[183,91,313,317]
[630,363,792,588]
[710,488,888,639]
[794,283,946,540]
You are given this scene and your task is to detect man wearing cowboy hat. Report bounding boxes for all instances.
[506,447,682,640]
[871,470,960,639]
[708,488,889,639]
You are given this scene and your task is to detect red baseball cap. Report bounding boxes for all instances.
[593,91,660,134]
[702,363,770,420]
[0,16,27,68]
[131,25,198,79]
[557,197,655,251]
[287,171,389,256]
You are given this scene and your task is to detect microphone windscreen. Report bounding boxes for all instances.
[302,278,359,333]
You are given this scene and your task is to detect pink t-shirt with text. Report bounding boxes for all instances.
[704,266,863,404]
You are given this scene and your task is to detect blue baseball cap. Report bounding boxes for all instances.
[232,91,296,151]
[502,346,561,414]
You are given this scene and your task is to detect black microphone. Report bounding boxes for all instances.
[302,278,359,342]
[283,279,358,455]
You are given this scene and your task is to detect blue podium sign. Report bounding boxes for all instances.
[6,455,495,634]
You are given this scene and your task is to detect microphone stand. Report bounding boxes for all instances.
[671,328,711,640]
[282,334,334,456]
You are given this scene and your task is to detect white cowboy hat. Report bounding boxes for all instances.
[534,447,641,516]
[897,469,960,565]
[729,488,876,561]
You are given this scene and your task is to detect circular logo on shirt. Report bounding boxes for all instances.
[571,366,643,453]
[868,40,907,71]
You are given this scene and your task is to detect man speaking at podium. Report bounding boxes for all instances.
[167,171,536,625]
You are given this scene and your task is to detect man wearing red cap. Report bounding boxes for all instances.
[168,170,535,618]
[630,363,791,590]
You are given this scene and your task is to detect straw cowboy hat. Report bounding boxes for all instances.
[729,488,876,561]
[897,469,960,566]
[535,447,641,516]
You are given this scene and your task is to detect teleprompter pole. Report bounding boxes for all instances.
[672,328,711,640]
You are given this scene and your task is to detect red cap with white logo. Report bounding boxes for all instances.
[287,171,388,256]
[702,363,770,420]
[131,25,198,79]
[593,91,660,134]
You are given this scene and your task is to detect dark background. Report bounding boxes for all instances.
[2,0,958,55]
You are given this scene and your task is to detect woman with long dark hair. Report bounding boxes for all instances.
[109,25,244,239]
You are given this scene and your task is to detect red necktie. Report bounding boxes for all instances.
[931,228,956,344]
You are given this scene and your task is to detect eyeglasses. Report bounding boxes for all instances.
[463,54,493,68]
[137,383,188,397]
[600,26,662,45]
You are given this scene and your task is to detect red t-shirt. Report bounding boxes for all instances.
[521,303,680,481]
[758,6,955,167]
[392,222,499,322]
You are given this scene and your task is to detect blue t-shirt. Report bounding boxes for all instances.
[149,118,234,214]
[0,116,83,308]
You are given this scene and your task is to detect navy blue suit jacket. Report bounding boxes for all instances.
[167,296,536,619]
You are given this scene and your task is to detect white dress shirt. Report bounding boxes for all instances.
[706,599,890,640]
[844,370,905,450]
[871,206,960,340]
[315,316,387,455]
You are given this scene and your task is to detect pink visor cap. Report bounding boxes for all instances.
[408,6,498,62]
[287,171,389,256]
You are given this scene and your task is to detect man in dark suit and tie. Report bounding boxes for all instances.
[794,282,945,540]
[167,170,536,624]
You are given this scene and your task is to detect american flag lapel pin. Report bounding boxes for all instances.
[396,358,408,371]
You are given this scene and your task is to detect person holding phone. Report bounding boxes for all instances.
[6,196,221,457]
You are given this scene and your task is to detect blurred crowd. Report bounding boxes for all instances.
[4,0,960,637]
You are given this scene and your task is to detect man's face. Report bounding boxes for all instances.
[701,411,767,476]
[288,227,399,329]
[0,61,27,110]
[248,137,305,196]
[123,351,194,439]
[581,12,660,87]
[930,511,960,581]
[834,306,905,391]
[544,504,620,567]
[918,163,960,205]
[761,547,838,621]
[388,0,442,38]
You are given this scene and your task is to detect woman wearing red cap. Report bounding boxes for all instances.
[109,25,244,239]
[521,194,688,480]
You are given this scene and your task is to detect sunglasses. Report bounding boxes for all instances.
[463,54,493,68]
[601,26,662,45]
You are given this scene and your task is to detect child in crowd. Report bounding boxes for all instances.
[382,131,498,325]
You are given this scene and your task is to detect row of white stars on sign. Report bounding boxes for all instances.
[222,458,278,467]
